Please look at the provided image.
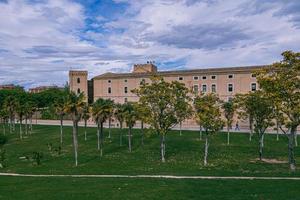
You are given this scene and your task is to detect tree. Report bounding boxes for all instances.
[3,96,17,134]
[0,108,8,135]
[123,102,137,152]
[54,96,66,146]
[174,81,193,136]
[257,51,300,171]
[114,103,126,146]
[92,98,114,156]
[16,98,25,140]
[64,91,85,166]
[222,99,235,145]
[133,77,191,162]
[82,104,90,141]
[107,101,114,139]
[235,94,255,141]
[194,93,223,166]
[133,102,149,146]
[243,91,274,160]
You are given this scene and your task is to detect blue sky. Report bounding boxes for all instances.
[0,0,300,89]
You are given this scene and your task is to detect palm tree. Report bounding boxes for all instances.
[114,103,126,146]
[3,96,17,134]
[82,104,90,141]
[16,99,25,140]
[123,102,137,152]
[0,108,8,135]
[54,97,66,146]
[64,91,85,166]
[107,101,114,139]
[92,98,114,156]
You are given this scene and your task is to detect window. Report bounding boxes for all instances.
[193,76,198,80]
[77,88,80,94]
[77,78,80,84]
[202,84,207,92]
[251,83,257,91]
[193,85,199,93]
[228,74,233,79]
[228,84,233,92]
[251,74,256,78]
[108,80,111,83]
[202,76,207,80]
[178,77,183,81]
[124,87,128,94]
[124,98,128,103]
[124,79,127,83]
[211,84,216,93]
[108,87,111,94]
[211,75,216,80]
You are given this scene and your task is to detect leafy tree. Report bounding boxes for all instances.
[194,93,223,166]
[123,102,137,152]
[133,77,191,162]
[107,101,115,139]
[64,91,85,166]
[235,94,255,141]
[82,104,90,141]
[114,103,126,146]
[16,97,26,140]
[257,51,300,171]
[222,99,235,145]
[174,81,193,136]
[92,98,114,156]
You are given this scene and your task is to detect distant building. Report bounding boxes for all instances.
[0,84,22,90]
[69,63,267,129]
[28,86,63,93]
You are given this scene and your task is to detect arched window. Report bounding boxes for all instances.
[77,77,80,83]
[77,88,81,94]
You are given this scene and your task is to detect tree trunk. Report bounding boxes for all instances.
[19,117,22,140]
[204,134,209,166]
[288,126,297,171]
[72,120,79,166]
[199,125,202,140]
[30,117,32,133]
[128,126,132,152]
[179,121,182,136]
[141,121,144,146]
[249,119,253,142]
[9,117,12,134]
[160,134,166,162]
[108,117,111,138]
[2,121,5,135]
[295,132,298,147]
[227,126,230,145]
[119,122,123,146]
[276,121,279,141]
[97,123,100,150]
[60,116,63,146]
[25,117,28,135]
[259,132,264,161]
[100,122,104,156]
[84,119,87,141]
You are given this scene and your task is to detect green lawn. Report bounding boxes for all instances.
[0,124,300,199]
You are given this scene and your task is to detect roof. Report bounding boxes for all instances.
[93,65,269,80]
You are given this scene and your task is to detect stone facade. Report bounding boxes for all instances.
[69,70,88,101]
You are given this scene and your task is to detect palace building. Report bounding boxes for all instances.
[69,63,267,129]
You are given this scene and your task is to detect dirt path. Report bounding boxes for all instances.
[1,172,300,180]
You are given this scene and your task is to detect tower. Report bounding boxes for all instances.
[69,70,88,101]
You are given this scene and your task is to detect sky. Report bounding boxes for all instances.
[0,0,300,89]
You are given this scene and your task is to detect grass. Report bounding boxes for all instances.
[0,124,300,199]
